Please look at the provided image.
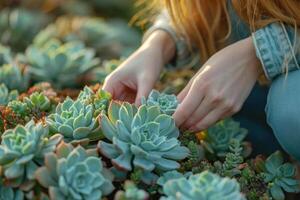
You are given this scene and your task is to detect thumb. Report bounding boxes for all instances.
[135,81,154,106]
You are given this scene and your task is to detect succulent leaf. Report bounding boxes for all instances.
[35,142,114,200]
[0,184,24,200]
[0,84,18,106]
[161,171,246,200]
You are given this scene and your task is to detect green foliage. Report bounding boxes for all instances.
[201,118,248,157]
[98,101,189,182]
[0,8,48,52]
[142,90,178,115]
[114,181,149,200]
[35,142,114,200]
[0,120,62,187]
[0,184,24,200]
[0,84,18,106]
[25,39,100,88]
[161,171,246,200]
[0,63,29,92]
[262,151,300,200]
[24,92,51,112]
[222,140,244,177]
[47,97,100,144]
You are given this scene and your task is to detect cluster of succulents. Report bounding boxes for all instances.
[98,101,189,183]
[25,39,100,88]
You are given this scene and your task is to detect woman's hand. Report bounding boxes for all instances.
[103,30,175,105]
[173,36,262,132]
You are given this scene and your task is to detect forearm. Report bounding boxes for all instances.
[142,30,176,64]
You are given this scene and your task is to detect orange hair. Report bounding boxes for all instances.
[135,0,300,62]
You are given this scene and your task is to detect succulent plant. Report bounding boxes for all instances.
[0,84,18,106]
[47,97,100,144]
[157,171,187,186]
[0,184,24,200]
[141,90,178,116]
[0,8,48,52]
[7,100,31,119]
[25,39,100,88]
[24,92,51,112]
[161,171,246,200]
[0,63,29,92]
[92,59,121,84]
[114,181,149,200]
[0,120,62,187]
[262,151,300,200]
[35,142,114,200]
[0,44,13,65]
[200,118,248,157]
[98,101,189,181]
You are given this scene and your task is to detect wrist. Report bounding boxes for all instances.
[141,30,176,64]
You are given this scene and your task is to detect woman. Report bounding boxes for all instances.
[103,1,300,160]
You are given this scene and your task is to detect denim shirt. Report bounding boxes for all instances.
[144,4,300,81]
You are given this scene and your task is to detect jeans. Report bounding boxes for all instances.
[234,71,300,161]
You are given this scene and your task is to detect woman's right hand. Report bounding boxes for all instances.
[103,30,175,105]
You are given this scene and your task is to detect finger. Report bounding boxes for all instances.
[189,107,227,132]
[173,82,204,127]
[177,80,193,103]
[182,96,214,129]
[135,80,154,106]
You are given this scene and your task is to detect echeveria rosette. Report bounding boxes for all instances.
[98,101,189,183]
[200,118,248,157]
[262,151,300,200]
[0,84,18,106]
[25,39,100,88]
[161,171,246,200]
[35,142,114,200]
[0,120,62,187]
[0,184,24,200]
[141,90,178,115]
[24,92,51,113]
[114,181,149,200]
[47,97,100,145]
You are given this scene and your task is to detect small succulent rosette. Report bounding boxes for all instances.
[35,142,114,200]
[0,120,62,187]
[47,97,101,145]
[160,171,246,200]
[114,181,149,200]
[98,101,189,184]
[141,90,178,116]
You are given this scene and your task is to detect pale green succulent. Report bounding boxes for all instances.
[98,101,189,179]
[92,59,121,84]
[114,181,149,200]
[201,118,248,157]
[35,142,114,200]
[0,63,29,92]
[0,44,13,65]
[24,92,51,112]
[262,151,300,200]
[161,171,246,200]
[0,184,24,200]
[47,97,100,144]
[0,120,62,186]
[142,90,178,115]
[0,8,48,52]
[25,39,100,88]
[0,84,18,106]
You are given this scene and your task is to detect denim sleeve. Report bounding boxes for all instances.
[143,10,199,68]
[252,23,300,80]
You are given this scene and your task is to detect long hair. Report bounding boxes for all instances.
[135,0,300,62]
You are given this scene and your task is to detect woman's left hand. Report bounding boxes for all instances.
[173,36,262,132]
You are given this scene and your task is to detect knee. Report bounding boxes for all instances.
[266,72,300,161]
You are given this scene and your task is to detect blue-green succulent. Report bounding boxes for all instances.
[35,142,114,200]
[47,97,100,144]
[25,39,100,88]
[0,44,13,65]
[24,92,51,112]
[0,184,24,200]
[142,90,178,115]
[0,84,18,106]
[0,120,62,187]
[161,171,246,200]
[200,118,248,157]
[98,101,189,181]
[0,63,29,92]
[115,181,149,200]
[262,151,300,200]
